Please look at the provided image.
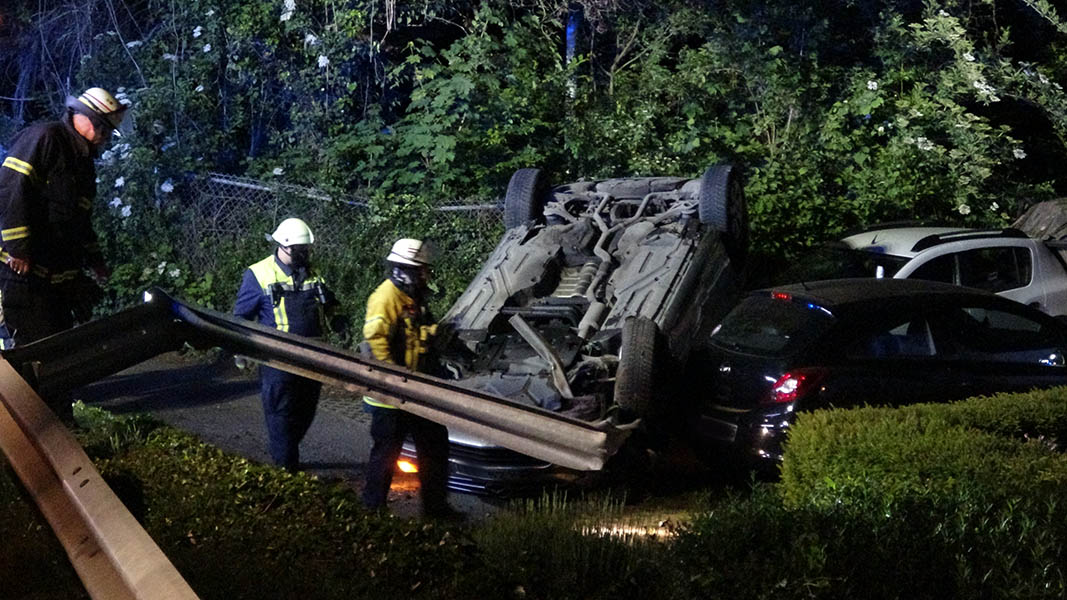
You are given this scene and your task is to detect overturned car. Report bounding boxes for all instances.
[407,166,749,494]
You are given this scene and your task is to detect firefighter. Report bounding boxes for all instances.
[234,217,337,470]
[361,238,455,518]
[0,87,126,349]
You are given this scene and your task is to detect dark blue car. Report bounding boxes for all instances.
[690,278,1067,467]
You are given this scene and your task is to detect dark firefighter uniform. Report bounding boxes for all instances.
[361,278,451,516]
[0,119,105,348]
[234,253,335,470]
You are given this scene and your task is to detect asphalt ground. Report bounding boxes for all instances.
[76,350,501,520]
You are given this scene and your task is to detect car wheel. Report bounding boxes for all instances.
[698,165,749,261]
[504,168,548,229]
[615,316,658,419]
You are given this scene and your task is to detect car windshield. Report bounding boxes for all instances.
[709,294,836,356]
[780,242,911,283]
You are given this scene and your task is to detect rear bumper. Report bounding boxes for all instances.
[691,408,794,465]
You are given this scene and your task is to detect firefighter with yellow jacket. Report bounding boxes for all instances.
[361,238,453,518]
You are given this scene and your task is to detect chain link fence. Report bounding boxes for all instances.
[181,172,503,275]
[168,172,506,323]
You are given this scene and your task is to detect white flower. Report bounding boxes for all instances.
[963,52,975,62]
[114,176,125,188]
[156,261,167,275]
[121,205,132,218]
[109,197,123,208]
[168,267,182,278]
[281,0,296,21]
[867,80,878,91]
[304,33,319,46]
[939,10,949,17]
[195,84,204,92]
[915,137,934,151]
[958,204,972,216]
[161,180,174,193]
[203,43,212,53]
[877,125,885,134]
[126,40,143,49]
[163,53,177,62]
[100,149,114,162]
[1014,148,1027,159]
[990,202,1000,211]
[193,26,203,38]
[973,80,1000,102]
[272,167,285,176]
[206,9,215,16]
[317,54,330,68]
[117,87,126,93]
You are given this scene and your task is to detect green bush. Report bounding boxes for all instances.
[779,387,1067,510]
[676,482,1067,599]
[461,492,684,600]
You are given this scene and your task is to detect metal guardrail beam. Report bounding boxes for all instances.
[0,360,198,599]
[164,292,631,471]
[4,288,632,472]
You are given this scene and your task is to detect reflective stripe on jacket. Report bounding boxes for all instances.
[362,278,436,409]
[0,119,103,283]
[234,254,329,337]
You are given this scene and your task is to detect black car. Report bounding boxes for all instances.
[690,278,1067,467]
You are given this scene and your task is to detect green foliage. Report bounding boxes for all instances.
[462,492,683,599]
[8,0,1065,309]
[676,482,1067,599]
[779,387,1067,509]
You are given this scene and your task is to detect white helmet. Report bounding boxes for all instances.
[268,218,315,246]
[387,238,430,266]
[66,87,128,130]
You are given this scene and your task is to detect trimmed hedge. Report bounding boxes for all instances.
[780,387,1067,509]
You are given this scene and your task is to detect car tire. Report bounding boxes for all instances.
[504,168,548,230]
[698,165,748,261]
[615,316,658,419]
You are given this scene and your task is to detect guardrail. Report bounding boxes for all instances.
[1,288,634,597]
[0,360,198,599]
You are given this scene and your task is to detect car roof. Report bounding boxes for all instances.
[840,226,1031,258]
[764,277,999,310]
[840,226,974,257]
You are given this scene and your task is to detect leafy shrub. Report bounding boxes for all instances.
[675,482,1067,599]
[779,387,1067,510]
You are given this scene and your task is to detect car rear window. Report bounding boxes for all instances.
[780,243,911,282]
[709,294,836,356]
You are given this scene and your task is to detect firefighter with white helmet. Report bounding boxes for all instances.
[234,217,337,470]
[361,238,456,518]
[0,86,128,355]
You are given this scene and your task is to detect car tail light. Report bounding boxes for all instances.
[771,291,792,301]
[764,368,828,404]
[396,459,418,473]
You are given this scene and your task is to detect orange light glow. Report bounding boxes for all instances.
[396,459,418,473]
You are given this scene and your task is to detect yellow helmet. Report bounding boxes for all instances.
[65,87,128,130]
